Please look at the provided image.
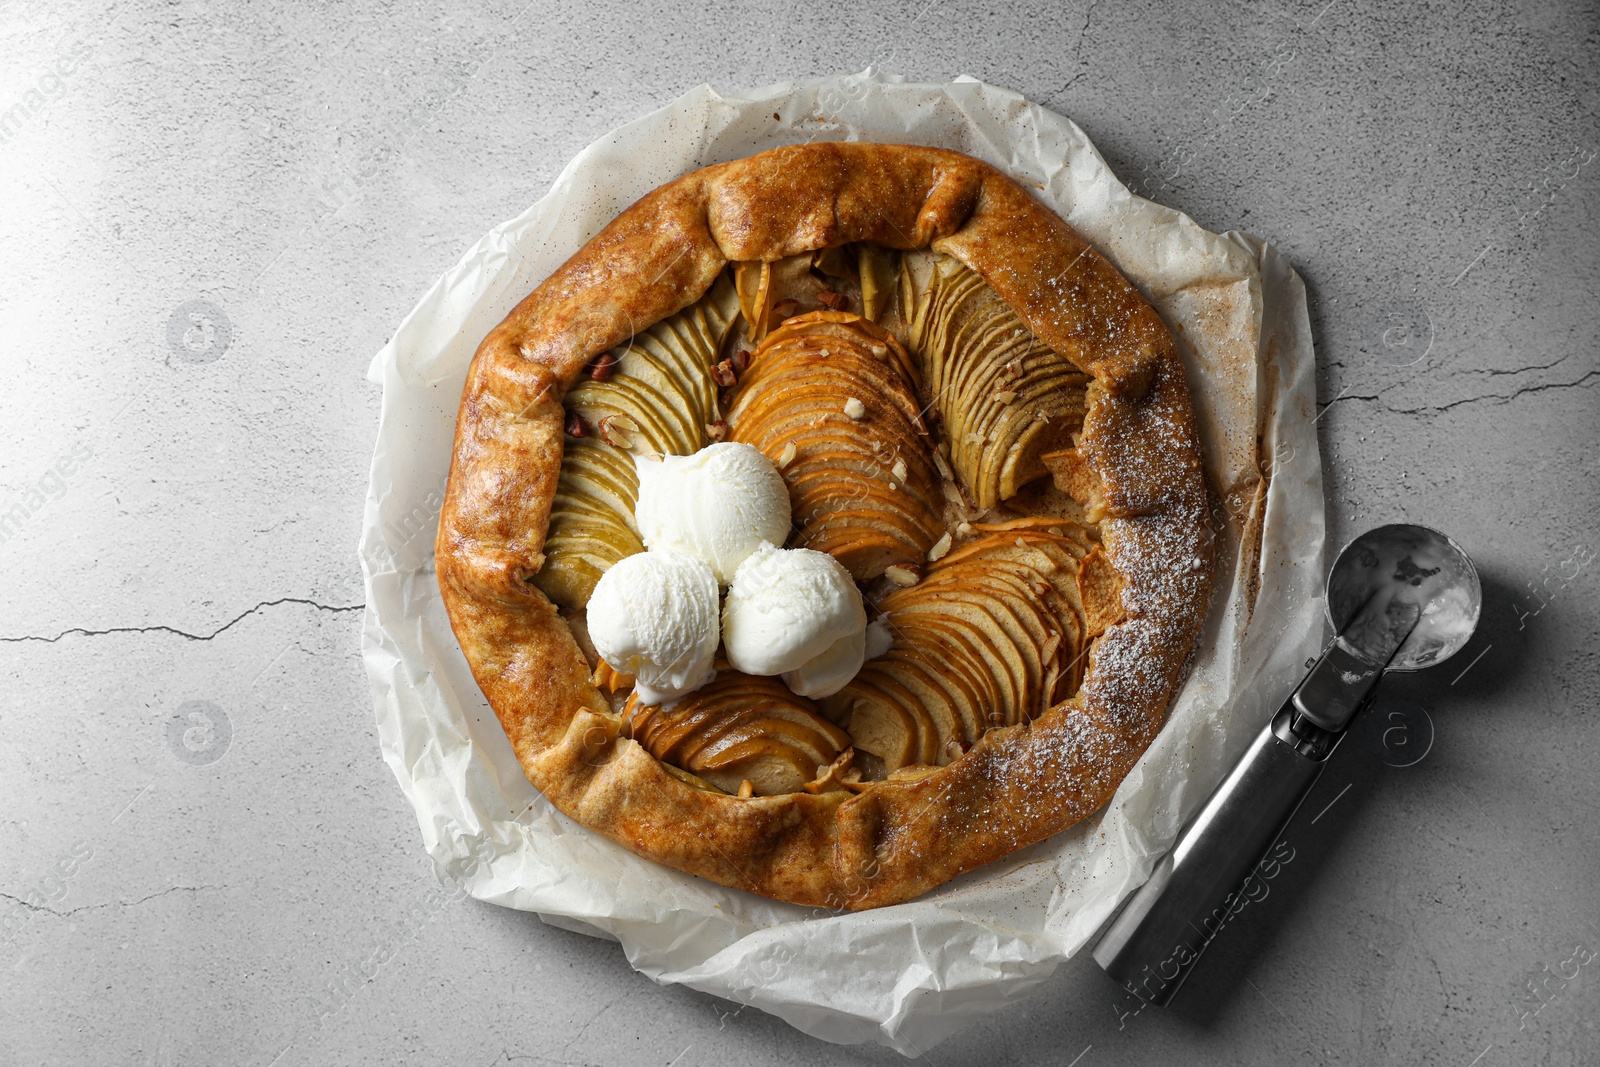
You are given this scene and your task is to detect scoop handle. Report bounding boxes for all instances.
[1092,702,1335,1004]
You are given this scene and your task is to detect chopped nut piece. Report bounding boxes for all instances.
[927,531,953,561]
[705,420,729,441]
[819,348,831,358]
[732,348,751,373]
[776,441,797,468]
[884,563,921,587]
[994,390,1017,404]
[965,432,983,446]
[868,342,889,358]
[817,289,849,311]
[933,452,953,480]
[596,413,639,448]
[891,458,908,482]
[772,298,800,320]
[737,779,754,799]
[844,397,866,420]
[712,358,738,386]
[564,410,588,438]
[955,521,974,538]
[588,352,618,381]
[944,738,968,761]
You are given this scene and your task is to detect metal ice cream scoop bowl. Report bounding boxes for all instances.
[1093,523,1482,1005]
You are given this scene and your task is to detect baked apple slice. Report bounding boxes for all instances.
[534,437,645,609]
[827,669,938,770]
[900,253,1090,509]
[857,244,901,323]
[728,311,943,578]
[896,585,1036,721]
[565,272,738,456]
[827,524,1110,770]
[746,411,939,517]
[535,275,739,609]
[626,672,852,797]
[865,612,992,743]
[734,253,847,345]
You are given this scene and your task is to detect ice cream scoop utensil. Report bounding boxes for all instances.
[1092,524,1481,1005]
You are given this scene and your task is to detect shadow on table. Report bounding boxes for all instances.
[1154,565,1531,1029]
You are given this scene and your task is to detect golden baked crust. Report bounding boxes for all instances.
[436,143,1211,910]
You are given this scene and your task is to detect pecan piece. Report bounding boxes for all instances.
[588,352,618,381]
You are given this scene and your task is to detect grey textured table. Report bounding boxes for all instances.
[3,1,1596,1064]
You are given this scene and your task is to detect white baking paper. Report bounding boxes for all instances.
[359,71,1325,1054]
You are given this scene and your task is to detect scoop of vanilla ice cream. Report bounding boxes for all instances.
[864,615,894,660]
[586,550,720,706]
[783,628,866,699]
[634,442,792,585]
[723,543,867,695]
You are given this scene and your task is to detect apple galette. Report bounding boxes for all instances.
[437,143,1211,909]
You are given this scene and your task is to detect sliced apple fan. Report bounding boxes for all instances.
[544,248,1115,794]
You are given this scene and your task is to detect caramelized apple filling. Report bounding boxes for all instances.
[534,274,740,609]
[826,518,1122,771]
[535,437,645,611]
[727,312,943,580]
[625,672,853,797]
[900,253,1090,510]
[546,244,1107,794]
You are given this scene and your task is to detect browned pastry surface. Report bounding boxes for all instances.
[436,142,1211,910]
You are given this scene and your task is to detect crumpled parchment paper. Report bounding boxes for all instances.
[359,71,1326,1054]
